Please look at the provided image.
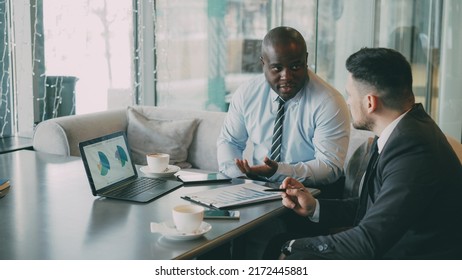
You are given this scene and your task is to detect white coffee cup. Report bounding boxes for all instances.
[172,204,204,233]
[146,153,170,173]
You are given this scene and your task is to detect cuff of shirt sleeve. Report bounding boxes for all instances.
[264,162,282,181]
[270,162,313,185]
[273,162,290,177]
[220,161,243,178]
[282,239,296,256]
[308,199,320,223]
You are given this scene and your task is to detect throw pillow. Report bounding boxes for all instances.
[126,107,199,168]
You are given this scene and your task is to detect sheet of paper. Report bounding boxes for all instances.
[182,182,281,209]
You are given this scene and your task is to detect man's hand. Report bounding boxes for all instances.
[280,177,317,217]
[235,156,278,180]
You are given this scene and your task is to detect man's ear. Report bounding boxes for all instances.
[366,94,379,113]
[260,56,264,66]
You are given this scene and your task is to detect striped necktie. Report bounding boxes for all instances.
[270,98,285,162]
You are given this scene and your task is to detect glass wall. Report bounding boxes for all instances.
[316,0,376,95]
[41,0,135,117]
[0,0,13,137]
[314,0,460,141]
[375,0,442,119]
[438,0,462,140]
[2,0,461,141]
[153,0,317,111]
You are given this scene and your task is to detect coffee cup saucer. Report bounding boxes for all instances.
[140,165,180,177]
[150,220,212,241]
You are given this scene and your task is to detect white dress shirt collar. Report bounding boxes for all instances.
[270,88,303,104]
[377,109,411,154]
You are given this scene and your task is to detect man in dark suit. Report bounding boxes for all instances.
[275,47,462,259]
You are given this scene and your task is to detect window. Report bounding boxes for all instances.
[40,0,135,117]
[0,0,13,137]
[152,0,317,111]
[314,0,461,140]
[2,0,461,141]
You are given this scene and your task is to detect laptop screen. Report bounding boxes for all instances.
[80,132,136,192]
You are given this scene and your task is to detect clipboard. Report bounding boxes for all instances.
[181,182,282,209]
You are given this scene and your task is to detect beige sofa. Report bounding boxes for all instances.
[33,106,228,172]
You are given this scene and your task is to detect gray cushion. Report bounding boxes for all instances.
[126,107,199,167]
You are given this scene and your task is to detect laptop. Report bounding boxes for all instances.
[79,131,183,203]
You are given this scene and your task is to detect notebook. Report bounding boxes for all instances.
[79,131,183,203]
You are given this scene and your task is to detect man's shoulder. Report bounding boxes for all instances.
[308,71,341,96]
[394,104,436,138]
[385,107,451,159]
[239,74,267,88]
[306,70,343,100]
[302,71,347,112]
[233,74,269,98]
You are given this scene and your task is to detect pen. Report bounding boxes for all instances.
[264,188,304,192]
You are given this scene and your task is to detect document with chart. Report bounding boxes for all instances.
[181,183,282,209]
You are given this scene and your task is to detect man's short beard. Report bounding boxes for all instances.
[352,103,375,132]
[352,118,374,132]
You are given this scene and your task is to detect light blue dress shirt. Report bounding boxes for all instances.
[217,70,350,186]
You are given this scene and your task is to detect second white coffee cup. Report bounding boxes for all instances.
[172,204,204,233]
[146,153,169,172]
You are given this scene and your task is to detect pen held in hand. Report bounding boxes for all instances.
[264,189,287,192]
[264,188,304,192]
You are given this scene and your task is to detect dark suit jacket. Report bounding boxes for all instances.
[289,104,462,259]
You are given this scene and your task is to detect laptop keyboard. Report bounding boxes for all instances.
[108,177,166,198]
